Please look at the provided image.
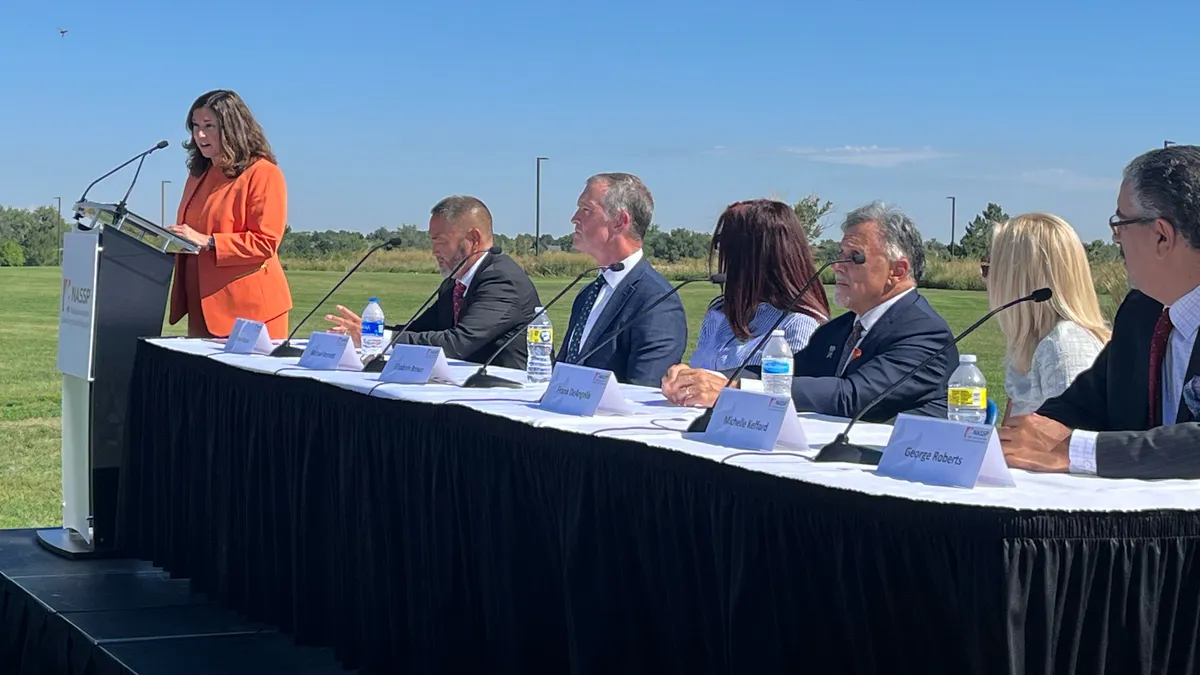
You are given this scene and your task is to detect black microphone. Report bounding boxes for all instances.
[569,271,727,367]
[685,253,866,433]
[269,236,405,357]
[362,245,503,372]
[457,262,627,388]
[77,140,170,210]
[813,287,1053,466]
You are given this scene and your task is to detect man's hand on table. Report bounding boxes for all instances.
[998,413,1071,473]
[325,305,364,348]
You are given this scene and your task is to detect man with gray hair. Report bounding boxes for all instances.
[1002,145,1200,479]
[663,201,957,423]
[556,172,687,386]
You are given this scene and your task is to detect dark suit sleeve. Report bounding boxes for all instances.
[621,291,687,387]
[398,293,442,334]
[1094,424,1200,479]
[1035,342,1111,430]
[784,321,952,418]
[393,268,523,357]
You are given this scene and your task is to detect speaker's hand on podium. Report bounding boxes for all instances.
[166,223,210,249]
[325,305,363,348]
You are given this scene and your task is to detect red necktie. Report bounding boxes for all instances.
[452,281,466,325]
[1148,308,1174,425]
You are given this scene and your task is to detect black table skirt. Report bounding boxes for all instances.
[116,341,1200,674]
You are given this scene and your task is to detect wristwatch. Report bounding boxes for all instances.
[207,236,215,250]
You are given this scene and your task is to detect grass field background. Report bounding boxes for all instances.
[0,265,1011,529]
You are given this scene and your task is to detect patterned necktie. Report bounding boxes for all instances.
[452,281,467,326]
[1148,308,1174,425]
[564,276,606,363]
[836,320,864,376]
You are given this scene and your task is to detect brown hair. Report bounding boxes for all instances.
[708,199,830,340]
[184,89,276,179]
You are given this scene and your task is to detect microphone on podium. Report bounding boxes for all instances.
[570,271,727,366]
[78,140,170,207]
[813,287,1053,466]
[685,252,866,433]
[459,261,627,388]
[269,236,405,357]
[362,245,503,372]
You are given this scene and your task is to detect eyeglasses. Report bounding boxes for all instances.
[1109,213,1158,234]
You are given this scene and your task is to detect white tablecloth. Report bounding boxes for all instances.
[149,337,1200,513]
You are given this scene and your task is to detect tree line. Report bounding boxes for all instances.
[0,198,1122,268]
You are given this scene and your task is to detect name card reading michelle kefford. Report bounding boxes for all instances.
[700,388,808,452]
[297,332,364,371]
[538,363,633,416]
[379,345,457,385]
[875,413,1015,489]
[223,318,273,355]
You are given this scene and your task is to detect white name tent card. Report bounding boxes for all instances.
[297,332,363,371]
[379,345,458,385]
[875,413,1015,489]
[538,363,632,416]
[700,388,808,452]
[223,318,273,355]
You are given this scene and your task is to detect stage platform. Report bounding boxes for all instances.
[0,528,355,675]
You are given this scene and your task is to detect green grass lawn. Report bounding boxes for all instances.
[0,266,1006,529]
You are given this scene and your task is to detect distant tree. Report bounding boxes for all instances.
[957,203,1008,258]
[812,239,842,265]
[924,238,950,260]
[1085,239,1121,263]
[792,194,835,243]
[0,239,24,266]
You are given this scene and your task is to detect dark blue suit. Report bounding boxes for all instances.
[560,257,687,387]
[741,290,956,422]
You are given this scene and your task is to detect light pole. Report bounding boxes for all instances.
[54,196,62,265]
[946,196,956,256]
[160,180,171,226]
[535,156,548,255]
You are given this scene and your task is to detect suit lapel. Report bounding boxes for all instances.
[841,291,919,375]
[436,278,454,328]
[578,260,645,356]
[1173,332,1200,424]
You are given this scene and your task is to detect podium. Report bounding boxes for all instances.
[36,200,200,558]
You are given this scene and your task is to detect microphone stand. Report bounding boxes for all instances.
[813,288,1053,465]
[571,272,727,366]
[459,262,622,388]
[269,237,404,357]
[685,254,865,433]
[361,246,501,372]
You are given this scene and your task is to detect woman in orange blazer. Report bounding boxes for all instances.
[165,89,293,339]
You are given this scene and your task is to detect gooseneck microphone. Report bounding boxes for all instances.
[813,287,1053,466]
[571,272,727,366]
[269,236,405,357]
[78,140,170,209]
[686,252,866,433]
[458,262,626,388]
[362,245,503,372]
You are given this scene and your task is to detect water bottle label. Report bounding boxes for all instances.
[362,321,384,337]
[527,327,553,345]
[761,359,792,375]
[948,387,986,407]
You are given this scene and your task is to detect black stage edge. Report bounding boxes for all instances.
[0,529,356,675]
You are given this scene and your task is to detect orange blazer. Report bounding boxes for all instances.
[168,158,293,337]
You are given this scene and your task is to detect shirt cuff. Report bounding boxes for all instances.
[1067,429,1099,475]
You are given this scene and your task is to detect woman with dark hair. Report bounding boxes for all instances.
[165,89,293,339]
[687,199,830,371]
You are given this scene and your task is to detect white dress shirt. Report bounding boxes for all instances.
[1068,283,1200,474]
[457,251,489,291]
[577,248,643,346]
[852,287,915,347]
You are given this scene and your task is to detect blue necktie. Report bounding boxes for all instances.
[565,276,606,363]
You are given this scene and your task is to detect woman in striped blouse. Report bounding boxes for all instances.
[689,199,831,372]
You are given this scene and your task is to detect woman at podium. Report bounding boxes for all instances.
[165,89,293,339]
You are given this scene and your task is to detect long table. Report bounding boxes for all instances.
[116,338,1200,674]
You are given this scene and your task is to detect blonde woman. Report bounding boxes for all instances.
[989,212,1111,422]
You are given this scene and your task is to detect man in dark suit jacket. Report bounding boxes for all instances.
[1001,145,1200,480]
[663,201,957,423]
[325,195,541,370]
[556,173,687,386]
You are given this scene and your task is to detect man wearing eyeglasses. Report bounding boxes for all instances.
[1000,144,1200,480]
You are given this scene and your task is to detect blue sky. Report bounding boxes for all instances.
[2,0,1196,245]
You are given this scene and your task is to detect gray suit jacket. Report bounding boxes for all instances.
[1037,290,1200,479]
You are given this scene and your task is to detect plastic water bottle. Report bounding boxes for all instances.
[526,308,553,383]
[947,354,987,424]
[361,297,385,357]
[760,329,794,396]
